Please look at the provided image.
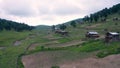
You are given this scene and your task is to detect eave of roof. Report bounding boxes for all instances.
[109,32,119,35]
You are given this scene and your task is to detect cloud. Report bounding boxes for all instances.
[38,7,52,15]
[76,0,120,14]
[1,0,37,17]
[53,5,81,15]
[0,0,119,26]
[37,0,81,16]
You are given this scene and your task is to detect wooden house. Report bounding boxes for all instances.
[55,29,69,36]
[113,17,119,21]
[86,31,99,38]
[105,32,120,42]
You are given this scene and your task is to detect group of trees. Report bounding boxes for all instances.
[59,24,67,30]
[52,24,67,31]
[83,3,120,22]
[70,21,77,28]
[0,18,34,31]
[52,21,78,31]
[52,21,77,31]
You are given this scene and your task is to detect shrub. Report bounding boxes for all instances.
[97,47,120,58]
[96,51,110,58]
[40,46,45,50]
[36,46,45,51]
[51,66,60,68]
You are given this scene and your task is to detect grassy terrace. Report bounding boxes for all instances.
[27,39,120,58]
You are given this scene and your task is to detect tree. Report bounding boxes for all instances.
[59,24,67,30]
[93,14,99,22]
[70,21,76,28]
[83,16,89,22]
[89,14,94,22]
[51,25,56,31]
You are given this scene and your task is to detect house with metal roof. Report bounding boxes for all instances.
[105,32,120,42]
[86,31,99,38]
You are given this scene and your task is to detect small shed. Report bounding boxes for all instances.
[86,31,99,38]
[105,32,120,42]
[113,17,119,21]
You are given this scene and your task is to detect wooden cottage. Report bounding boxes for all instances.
[105,32,120,42]
[86,31,99,38]
[55,29,69,36]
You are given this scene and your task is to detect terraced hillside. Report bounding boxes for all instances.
[21,14,120,68]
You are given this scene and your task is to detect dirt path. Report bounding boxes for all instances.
[0,47,6,50]
[22,53,120,68]
[28,40,85,51]
[43,32,85,47]
[13,33,36,46]
[44,33,63,41]
[13,40,22,46]
[46,40,85,47]
[60,54,120,68]
[28,43,39,50]
[85,23,101,29]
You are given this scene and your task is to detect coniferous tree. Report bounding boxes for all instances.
[70,21,76,28]
[51,25,56,31]
[59,24,67,30]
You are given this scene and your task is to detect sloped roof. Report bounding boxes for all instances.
[88,32,98,34]
[109,32,119,35]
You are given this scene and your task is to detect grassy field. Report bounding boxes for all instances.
[0,30,34,68]
[0,14,120,68]
[0,30,51,68]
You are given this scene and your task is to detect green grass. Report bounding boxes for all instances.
[0,30,49,68]
[58,37,73,43]
[0,30,30,47]
[68,40,105,52]
[0,31,32,68]
[68,40,120,58]
[96,41,120,58]
[27,39,120,59]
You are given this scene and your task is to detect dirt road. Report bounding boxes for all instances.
[22,53,120,68]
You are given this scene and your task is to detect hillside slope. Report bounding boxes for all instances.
[0,18,34,31]
[21,13,120,68]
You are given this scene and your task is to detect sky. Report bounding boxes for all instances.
[0,0,119,26]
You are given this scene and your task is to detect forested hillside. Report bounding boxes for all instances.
[55,3,120,30]
[83,3,120,22]
[0,19,34,31]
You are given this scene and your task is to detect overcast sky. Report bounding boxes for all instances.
[0,0,119,26]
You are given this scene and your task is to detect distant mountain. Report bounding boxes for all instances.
[35,25,51,30]
[56,18,83,27]
[64,18,83,25]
